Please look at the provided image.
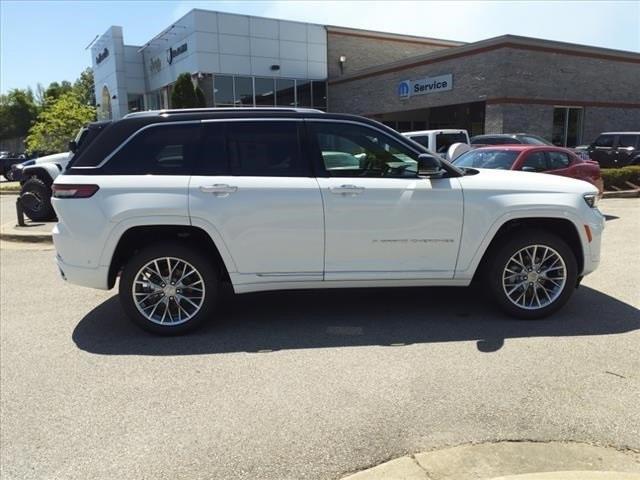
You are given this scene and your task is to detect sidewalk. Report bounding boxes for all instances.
[0,219,53,243]
[341,442,640,480]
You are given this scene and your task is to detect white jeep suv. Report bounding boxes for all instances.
[52,108,604,334]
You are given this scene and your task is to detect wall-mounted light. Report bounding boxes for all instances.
[270,64,280,71]
[339,55,346,74]
[112,95,117,100]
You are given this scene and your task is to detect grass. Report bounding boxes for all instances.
[601,166,640,190]
[0,181,20,192]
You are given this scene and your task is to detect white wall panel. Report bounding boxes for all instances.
[218,13,249,35]
[251,37,278,58]
[250,17,279,39]
[279,21,307,42]
[219,34,251,55]
[219,54,252,75]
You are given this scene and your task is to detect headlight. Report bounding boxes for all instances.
[583,193,599,208]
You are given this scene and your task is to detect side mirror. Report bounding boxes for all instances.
[68,140,77,153]
[417,153,442,176]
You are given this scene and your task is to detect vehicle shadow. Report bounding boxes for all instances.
[72,285,640,356]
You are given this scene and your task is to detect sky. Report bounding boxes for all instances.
[1,0,639,94]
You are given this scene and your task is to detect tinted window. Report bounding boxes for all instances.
[435,133,467,153]
[521,151,547,171]
[310,122,419,178]
[275,79,295,107]
[197,124,228,175]
[214,76,234,107]
[618,135,638,148]
[471,136,518,145]
[297,81,311,107]
[254,78,275,107]
[234,77,253,107]
[312,81,327,109]
[453,149,519,169]
[102,124,201,175]
[409,135,429,149]
[546,151,570,170]
[227,122,307,177]
[594,135,614,147]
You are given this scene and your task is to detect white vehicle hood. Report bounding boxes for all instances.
[32,151,71,167]
[457,167,598,195]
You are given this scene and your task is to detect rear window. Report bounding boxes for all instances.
[520,135,552,145]
[471,136,518,145]
[435,133,467,153]
[101,124,202,175]
[453,149,519,169]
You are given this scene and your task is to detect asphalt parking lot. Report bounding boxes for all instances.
[1,197,639,480]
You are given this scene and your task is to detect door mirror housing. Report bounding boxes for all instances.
[417,153,442,176]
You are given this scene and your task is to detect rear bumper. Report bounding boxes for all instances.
[55,255,109,290]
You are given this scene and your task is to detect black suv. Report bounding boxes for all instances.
[470,133,553,146]
[586,132,640,168]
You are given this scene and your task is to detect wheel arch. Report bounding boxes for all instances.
[21,165,58,186]
[107,225,231,289]
[473,217,584,282]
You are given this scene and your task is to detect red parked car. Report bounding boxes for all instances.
[453,145,603,194]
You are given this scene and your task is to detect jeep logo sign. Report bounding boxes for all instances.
[398,74,453,98]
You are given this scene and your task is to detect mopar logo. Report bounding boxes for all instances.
[398,81,411,98]
[95,48,109,65]
[397,74,453,98]
[167,43,188,65]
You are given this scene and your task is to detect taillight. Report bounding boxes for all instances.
[52,184,99,198]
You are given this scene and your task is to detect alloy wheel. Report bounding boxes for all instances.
[501,244,567,310]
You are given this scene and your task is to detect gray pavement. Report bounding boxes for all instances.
[1,199,639,480]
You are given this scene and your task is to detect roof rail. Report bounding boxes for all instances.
[124,107,325,118]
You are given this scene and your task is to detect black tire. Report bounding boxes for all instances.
[20,177,56,221]
[4,168,15,182]
[119,242,219,335]
[487,229,578,319]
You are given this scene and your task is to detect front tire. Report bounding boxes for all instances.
[119,242,218,335]
[487,230,578,319]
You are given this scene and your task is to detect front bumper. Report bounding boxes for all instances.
[581,207,605,276]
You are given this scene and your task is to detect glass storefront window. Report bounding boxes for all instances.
[235,77,253,107]
[254,77,275,107]
[297,80,312,107]
[214,76,234,107]
[275,79,295,107]
[553,107,583,147]
[311,81,327,109]
[127,94,144,113]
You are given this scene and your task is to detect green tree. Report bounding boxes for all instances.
[26,92,96,154]
[0,88,39,140]
[195,86,206,108]
[73,68,95,106]
[171,73,198,108]
[44,81,73,105]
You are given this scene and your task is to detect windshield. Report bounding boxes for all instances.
[520,135,553,145]
[436,133,467,153]
[453,149,520,169]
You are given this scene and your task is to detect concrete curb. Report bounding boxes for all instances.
[340,442,640,480]
[0,222,53,243]
[602,189,640,198]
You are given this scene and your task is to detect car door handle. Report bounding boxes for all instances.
[199,184,238,195]
[330,184,365,195]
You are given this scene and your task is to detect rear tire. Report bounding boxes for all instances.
[487,230,578,319]
[20,177,56,221]
[4,168,15,182]
[119,242,218,335]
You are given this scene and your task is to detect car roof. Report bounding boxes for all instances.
[403,129,467,135]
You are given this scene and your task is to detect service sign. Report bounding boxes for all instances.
[398,74,453,98]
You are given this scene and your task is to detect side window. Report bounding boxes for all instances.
[593,135,614,147]
[409,135,429,149]
[522,151,547,171]
[103,124,201,175]
[618,135,638,148]
[197,123,229,175]
[546,151,570,170]
[227,122,307,176]
[310,122,419,178]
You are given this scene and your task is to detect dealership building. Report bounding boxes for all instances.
[92,8,640,146]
